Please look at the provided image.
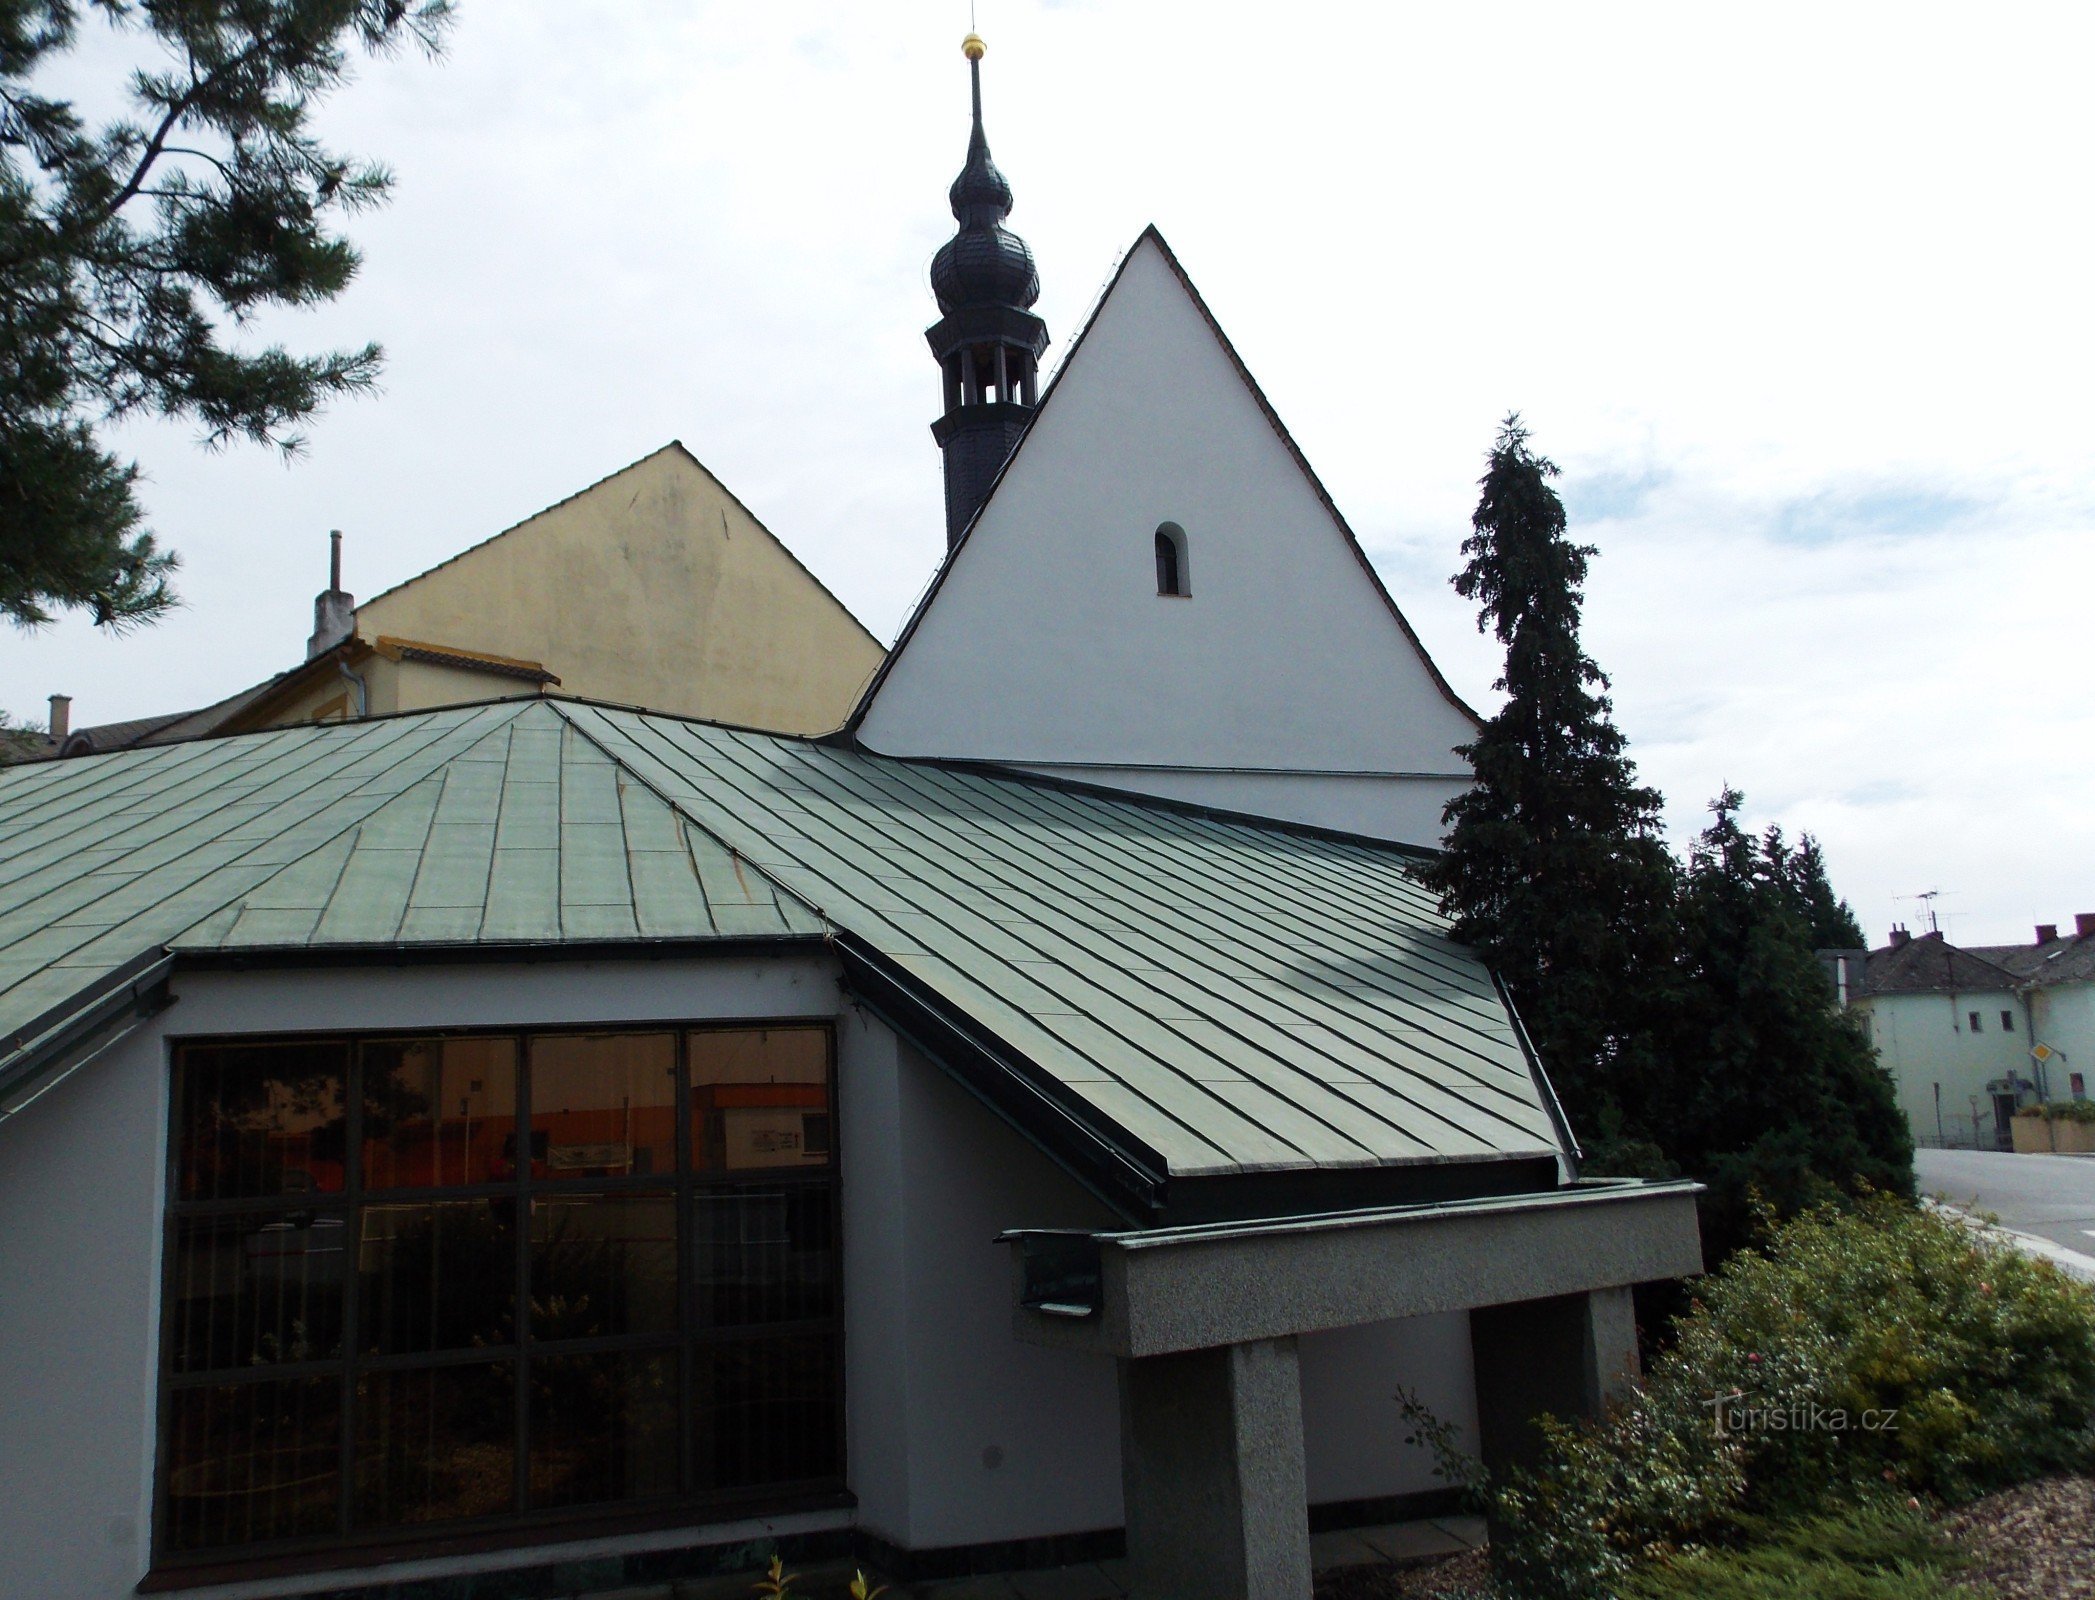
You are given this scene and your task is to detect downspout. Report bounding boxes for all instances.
[2023,981,2052,1101]
[336,655,368,719]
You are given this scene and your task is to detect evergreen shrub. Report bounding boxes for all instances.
[1489,1197,2095,1600]
[1619,1503,1983,1600]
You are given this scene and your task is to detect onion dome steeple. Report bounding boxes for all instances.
[927,31,1047,550]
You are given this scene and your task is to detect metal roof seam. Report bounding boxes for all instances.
[617,718,1277,1161]
[0,732,232,850]
[549,705,828,933]
[0,700,1566,1184]
[849,754,1534,1100]
[0,704,526,1022]
[832,747,1553,1133]
[973,769,1483,994]
[206,830,357,950]
[757,746,1482,1158]
[2,721,436,969]
[592,714,1284,1167]
[633,714,1551,1163]
[0,726,326,894]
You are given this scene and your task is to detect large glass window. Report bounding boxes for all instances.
[160,1025,840,1566]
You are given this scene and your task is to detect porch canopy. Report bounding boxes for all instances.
[1003,1178,1704,1600]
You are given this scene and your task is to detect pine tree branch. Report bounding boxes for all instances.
[92,24,288,230]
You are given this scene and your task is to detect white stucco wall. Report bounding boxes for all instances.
[0,955,1479,1598]
[1015,763,1465,848]
[0,989,169,1600]
[2029,980,2095,1100]
[1299,1315,1478,1507]
[855,235,1477,848]
[1856,989,2034,1147]
[871,1042,1472,1546]
[884,1042,1125,1548]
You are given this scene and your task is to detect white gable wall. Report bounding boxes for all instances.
[856,236,1476,847]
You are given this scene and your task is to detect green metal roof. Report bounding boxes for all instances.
[0,699,1567,1198]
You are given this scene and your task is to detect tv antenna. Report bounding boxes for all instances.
[1894,889,1943,935]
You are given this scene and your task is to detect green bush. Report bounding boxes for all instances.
[1490,1196,2095,1600]
[1621,1503,1986,1600]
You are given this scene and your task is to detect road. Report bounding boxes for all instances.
[1916,1147,2095,1280]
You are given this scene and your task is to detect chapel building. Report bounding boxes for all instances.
[0,36,1699,1600]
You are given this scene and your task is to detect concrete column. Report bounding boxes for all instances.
[1469,1287,1639,1480]
[1118,1336,1311,1600]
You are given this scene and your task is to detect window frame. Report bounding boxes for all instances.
[151,1018,847,1583]
[1154,521,1190,597]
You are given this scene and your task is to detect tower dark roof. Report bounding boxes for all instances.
[924,35,1049,550]
[929,47,1039,315]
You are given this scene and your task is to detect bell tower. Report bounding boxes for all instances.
[927,32,1048,550]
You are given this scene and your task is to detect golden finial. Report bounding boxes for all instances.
[962,31,986,61]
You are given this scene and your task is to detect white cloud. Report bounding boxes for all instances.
[6,0,2091,945]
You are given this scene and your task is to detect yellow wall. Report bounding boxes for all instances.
[232,651,539,728]
[348,444,885,735]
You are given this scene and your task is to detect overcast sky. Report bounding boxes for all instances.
[6,2,2091,948]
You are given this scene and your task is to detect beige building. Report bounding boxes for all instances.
[24,443,886,756]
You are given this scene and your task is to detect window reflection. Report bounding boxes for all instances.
[362,1038,518,1189]
[530,1193,677,1340]
[355,1365,516,1529]
[689,1028,831,1172]
[171,1212,347,1372]
[690,1187,835,1329]
[528,1350,679,1510]
[529,1033,676,1179]
[165,1024,840,1562]
[166,1378,341,1552]
[359,1201,516,1356]
[176,1042,349,1200]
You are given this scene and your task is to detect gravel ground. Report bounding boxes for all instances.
[1943,1475,2095,1599]
[1314,1547,1491,1599]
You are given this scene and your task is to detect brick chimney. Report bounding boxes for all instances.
[2077,913,2095,940]
[1889,925,1912,949]
[2037,924,2060,946]
[46,694,70,739]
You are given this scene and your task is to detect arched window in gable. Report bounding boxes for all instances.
[1155,522,1190,597]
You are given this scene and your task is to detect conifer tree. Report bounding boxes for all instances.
[1767,828,1868,948]
[1420,416,1678,1152]
[1658,791,1912,1255]
[0,0,452,629]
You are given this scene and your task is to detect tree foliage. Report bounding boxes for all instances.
[1655,792,1913,1255]
[1428,416,1911,1258]
[1768,827,1868,949]
[0,0,451,629]
[1419,414,1678,1155]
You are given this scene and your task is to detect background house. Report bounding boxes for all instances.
[18,443,886,758]
[1845,917,2095,1148]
